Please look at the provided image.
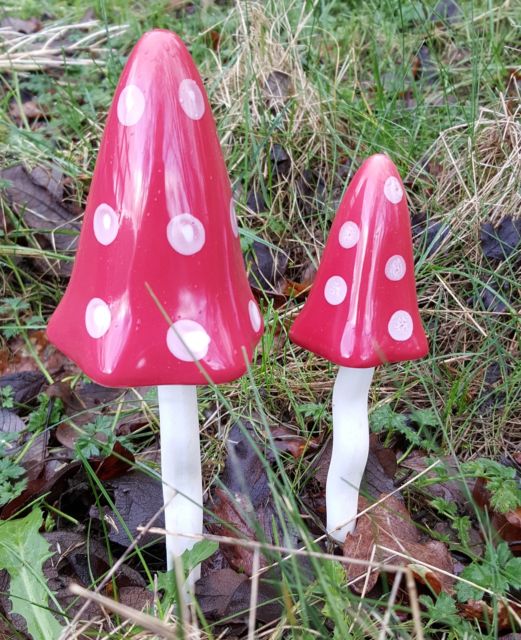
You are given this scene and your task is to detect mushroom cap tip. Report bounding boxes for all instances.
[362,153,397,172]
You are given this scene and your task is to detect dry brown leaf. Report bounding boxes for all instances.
[343,494,454,594]
[460,599,521,631]
[196,567,281,623]
[0,371,46,403]
[89,471,164,547]
[0,17,42,34]
[269,426,318,458]
[208,423,286,575]
[8,99,45,123]
[473,478,521,554]
[0,164,80,276]
[0,330,71,377]
[0,407,48,481]
[402,454,472,510]
[209,487,270,575]
[0,408,25,435]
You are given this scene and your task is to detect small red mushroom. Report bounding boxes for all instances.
[47,30,263,588]
[290,154,428,542]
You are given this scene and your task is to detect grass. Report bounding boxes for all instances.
[0,0,520,638]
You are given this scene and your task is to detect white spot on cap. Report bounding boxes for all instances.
[93,203,119,245]
[167,319,210,361]
[324,275,347,305]
[339,221,360,249]
[85,298,111,339]
[167,214,205,255]
[385,255,407,281]
[117,85,145,126]
[249,300,261,332]
[179,79,205,120]
[383,176,403,204]
[388,310,413,341]
[230,199,239,237]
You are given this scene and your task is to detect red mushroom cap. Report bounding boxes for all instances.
[290,154,428,368]
[47,30,263,387]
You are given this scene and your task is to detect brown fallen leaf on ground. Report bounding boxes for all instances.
[0,330,71,377]
[0,17,42,34]
[196,568,247,618]
[343,494,454,594]
[460,599,521,631]
[90,471,165,548]
[0,370,46,403]
[8,97,45,124]
[209,423,291,575]
[402,454,473,511]
[0,406,47,481]
[269,425,319,459]
[210,487,271,574]
[278,258,317,301]
[196,567,281,623]
[0,407,24,435]
[0,164,80,276]
[48,380,125,414]
[247,240,288,298]
[263,70,294,110]
[91,441,135,482]
[473,478,521,554]
[0,460,82,520]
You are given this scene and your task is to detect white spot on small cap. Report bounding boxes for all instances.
[179,79,205,120]
[93,203,119,245]
[167,214,205,255]
[249,300,261,332]
[85,298,111,339]
[339,221,360,249]
[388,310,413,341]
[230,199,239,238]
[324,275,347,305]
[385,255,406,281]
[117,85,145,126]
[167,319,210,362]
[383,176,403,204]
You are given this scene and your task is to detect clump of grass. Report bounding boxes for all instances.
[403,98,521,456]
[210,1,348,273]
[410,97,521,230]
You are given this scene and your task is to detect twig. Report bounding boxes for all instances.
[378,571,402,640]
[247,548,260,640]
[405,568,424,640]
[143,527,405,573]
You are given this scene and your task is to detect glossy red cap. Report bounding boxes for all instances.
[290,154,428,368]
[47,30,263,387]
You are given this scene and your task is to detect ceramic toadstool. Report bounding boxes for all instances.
[47,30,263,586]
[290,154,428,543]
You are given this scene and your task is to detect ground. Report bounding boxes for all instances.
[0,0,520,638]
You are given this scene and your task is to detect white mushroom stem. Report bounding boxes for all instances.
[327,366,375,543]
[158,384,203,591]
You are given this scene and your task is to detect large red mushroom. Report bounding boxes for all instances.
[290,154,428,542]
[47,30,263,587]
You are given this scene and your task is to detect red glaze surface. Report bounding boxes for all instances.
[47,30,263,387]
[290,154,428,368]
